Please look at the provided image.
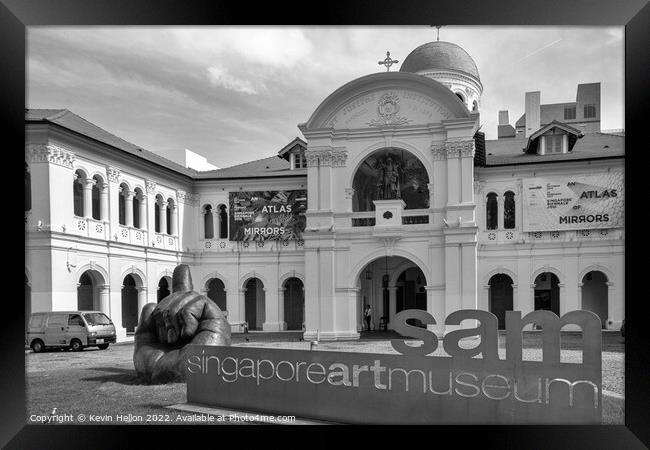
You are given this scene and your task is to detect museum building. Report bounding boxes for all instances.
[24,40,624,341]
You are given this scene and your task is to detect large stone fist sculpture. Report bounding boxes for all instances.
[134,264,231,382]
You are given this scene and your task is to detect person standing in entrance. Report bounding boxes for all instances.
[364,304,372,332]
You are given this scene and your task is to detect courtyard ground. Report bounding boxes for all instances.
[25,331,624,425]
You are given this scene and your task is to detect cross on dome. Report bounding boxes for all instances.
[378,51,398,72]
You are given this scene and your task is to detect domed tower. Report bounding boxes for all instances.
[400,41,482,112]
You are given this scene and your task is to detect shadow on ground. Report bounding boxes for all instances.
[80,367,164,386]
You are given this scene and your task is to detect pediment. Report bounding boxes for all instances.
[301,72,471,131]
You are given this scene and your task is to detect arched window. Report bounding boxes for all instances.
[218,204,228,239]
[203,205,214,239]
[118,183,128,225]
[472,101,478,112]
[504,191,515,229]
[455,92,465,104]
[486,192,498,230]
[25,163,31,212]
[73,170,84,217]
[352,148,429,212]
[91,175,102,220]
[166,198,175,235]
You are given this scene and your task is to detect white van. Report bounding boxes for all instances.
[26,311,117,352]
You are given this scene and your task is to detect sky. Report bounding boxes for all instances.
[27,26,624,169]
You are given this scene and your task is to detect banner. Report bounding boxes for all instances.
[522,172,624,232]
[229,190,307,241]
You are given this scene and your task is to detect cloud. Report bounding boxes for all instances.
[27,26,623,165]
[172,27,314,68]
[206,66,259,94]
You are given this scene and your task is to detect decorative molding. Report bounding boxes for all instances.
[107,167,121,183]
[145,179,157,194]
[29,144,75,169]
[305,153,320,167]
[432,140,476,160]
[177,190,199,205]
[367,92,411,127]
[331,150,348,167]
[379,236,402,256]
[453,139,476,158]
[318,150,332,167]
[431,142,447,160]
[305,150,348,167]
[344,187,355,199]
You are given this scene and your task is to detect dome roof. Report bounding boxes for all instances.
[399,41,480,80]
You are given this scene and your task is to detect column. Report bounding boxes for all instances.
[427,182,435,223]
[138,194,148,230]
[425,285,446,336]
[339,287,360,337]
[238,288,246,327]
[461,243,478,310]
[98,284,110,316]
[388,287,397,328]
[460,141,475,205]
[124,190,134,227]
[497,196,504,230]
[446,149,460,205]
[158,199,168,235]
[306,154,320,211]
[107,168,121,238]
[99,182,109,222]
[482,284,491,311]
[606,281,615,329]
[319,159,332,211]
[170,203,178,235]
[558,283,566,316]
[344,188,354,213]
[263,287,281,332]
[145,180,157,241]
[83,178,94,219]
[136,286,148,323]
[278,287,286,331]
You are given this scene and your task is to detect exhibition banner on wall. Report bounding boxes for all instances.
[229,190,307,241]
[522,172,624,232]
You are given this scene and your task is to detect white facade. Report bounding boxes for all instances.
[25,41,624,343]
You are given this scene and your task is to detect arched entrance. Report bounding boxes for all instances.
[121,275,139,333]
[157,277,171,302]
[581,271,608,328]
[283,278,304,330]
[207,278,227,312]
[488,274,513,329]
[534,272,560,316]
[356,256,428,331]
[77,270,105,311]
[244,278,265,330]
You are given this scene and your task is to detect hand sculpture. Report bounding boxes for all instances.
[134,264,231,382]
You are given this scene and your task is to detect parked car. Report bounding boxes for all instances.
[26,311,116,352]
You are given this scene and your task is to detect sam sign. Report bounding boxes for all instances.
[229,190,307,241]
[522,172,624,232]
[185,309,602,424]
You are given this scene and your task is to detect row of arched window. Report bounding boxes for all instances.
[485,191,516,230]
[72,170,177,235]
[203,204,228,239]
